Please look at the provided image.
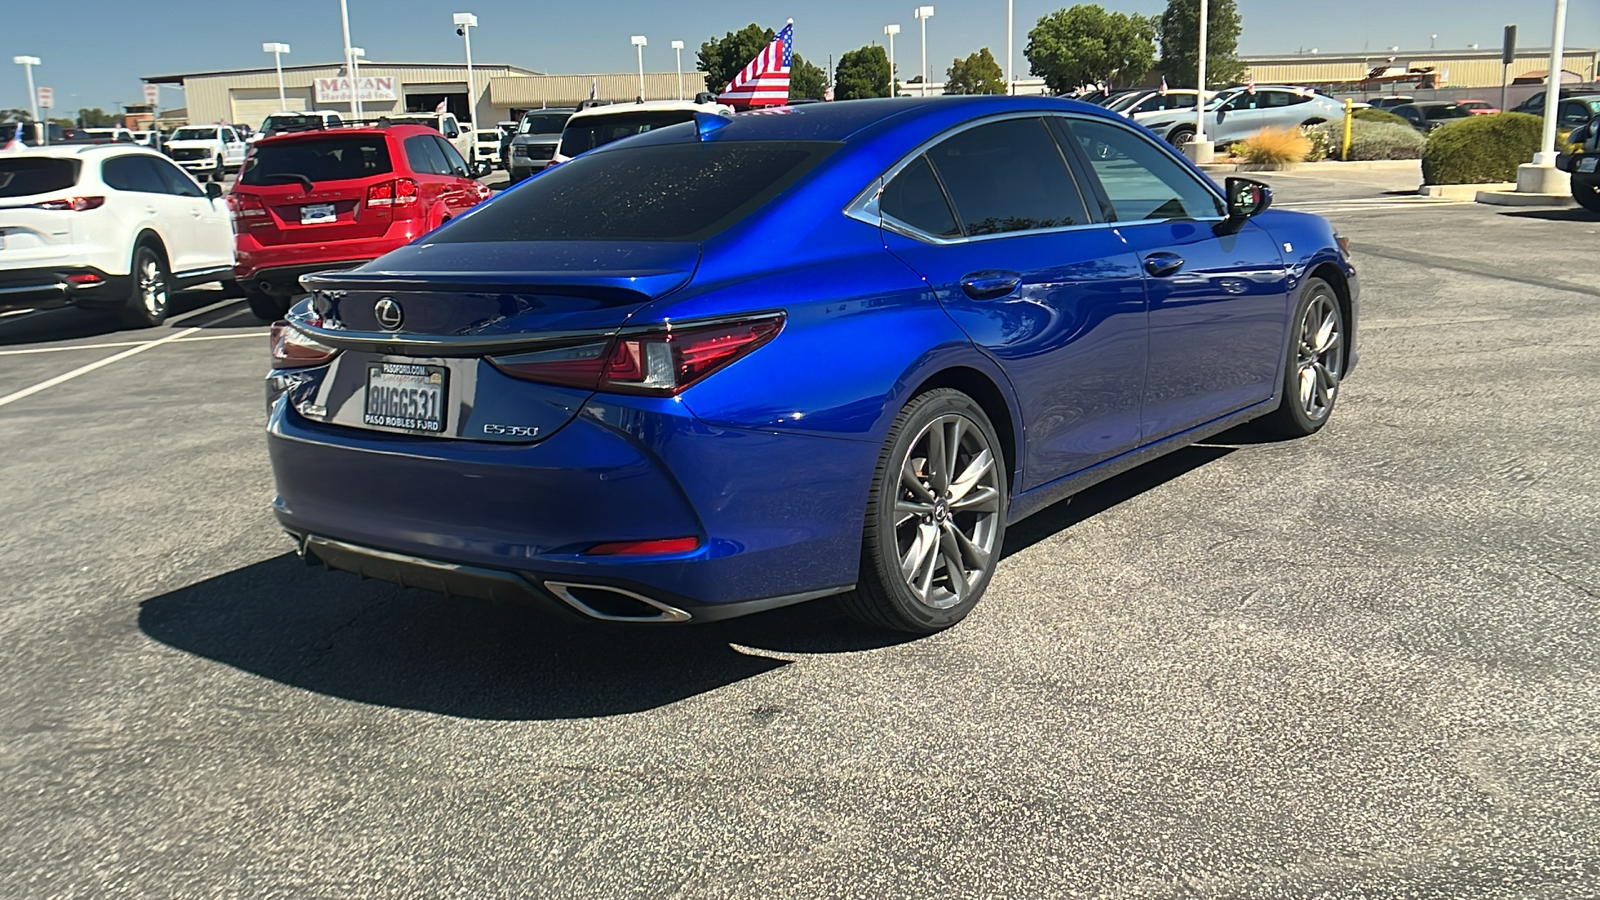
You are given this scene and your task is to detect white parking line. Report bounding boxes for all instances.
[0,331,267,357]
[0,302,255,410]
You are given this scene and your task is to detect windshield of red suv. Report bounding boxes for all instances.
[240,135,394,185]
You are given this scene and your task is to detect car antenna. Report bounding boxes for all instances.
[695,112,731,141]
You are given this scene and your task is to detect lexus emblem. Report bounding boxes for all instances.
[374,297,403,330]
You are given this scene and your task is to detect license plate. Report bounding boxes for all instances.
[301,202,337,225]
[1579,156,1598,174]
[363,362,448,433]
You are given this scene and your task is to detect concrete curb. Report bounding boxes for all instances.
[1474,190,1578,207]
[1420,182,1514,199]
[1198,159,1422,174]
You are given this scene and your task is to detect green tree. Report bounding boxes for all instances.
[835,45,891,100]
[1158,0,1245,88]
[76,107,117,127]
[1026,5,1157,95]
[789,55,828,100]
[945,48,1007,95]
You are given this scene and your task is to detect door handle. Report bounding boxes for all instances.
[960,270,1022,301]
[1144,253,1185,277]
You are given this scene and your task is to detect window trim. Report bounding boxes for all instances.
[846,111,1225,245]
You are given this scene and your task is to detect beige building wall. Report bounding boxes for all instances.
[1244,50,1599,89]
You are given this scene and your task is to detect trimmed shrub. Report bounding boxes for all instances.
[1302,124,1336,162]
[1311,119,1425,161]
[1421,112,1542,184]
[1353,107,1410,127]
[1236,127,1311,164]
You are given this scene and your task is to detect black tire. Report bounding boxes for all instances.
[245,289,291,322]
[119,243,170,329]
[211,156,225,183]
[1573,173,1600,214]
[838,388,1008,634]
[1167,125,1196,147]
[1254,276,1346,438]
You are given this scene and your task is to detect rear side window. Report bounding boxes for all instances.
[880,156,960,238]
[924,118,1092,236]
[558,111,699,158]
[0,157,80,197]
[404,134,451,175]
[435,140,836,243]
[102,155,169,194]
[241,136,393,185]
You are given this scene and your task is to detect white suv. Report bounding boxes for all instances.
[165,124,248,182]
[0,145,237,328]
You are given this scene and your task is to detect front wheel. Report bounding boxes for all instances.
[1254,276,1345,438]
[1573,173,1600,213]
[210,156,226,183]
[839,388,1007,634]
[1167,125,1196,147]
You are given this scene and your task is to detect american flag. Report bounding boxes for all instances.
[719,20,793,109]
[3,122,26,152]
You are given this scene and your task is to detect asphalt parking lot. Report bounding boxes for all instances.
[2,167,1598,898]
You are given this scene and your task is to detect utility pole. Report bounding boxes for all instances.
[1188,0,1214,163]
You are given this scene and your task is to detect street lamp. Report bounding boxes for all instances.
[453,13,477,126]
[1006,0,1013,95]
[1187,0,1213,162]
[349,47,366,120]
[671,40,685,100]
[338,0,358,118]
[13,56,41,140]
[884,25,900,96]
[1430,33,1438,49]
[1521,0,1570,192]
[631,35,648,100]
[914,6,934,96]
[262,43,291,111]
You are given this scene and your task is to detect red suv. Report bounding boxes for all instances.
[230,124,492,320]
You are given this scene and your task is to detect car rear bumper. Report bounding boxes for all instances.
[265,389,874,618]
[0,265,130,313]
[235,225,421,289]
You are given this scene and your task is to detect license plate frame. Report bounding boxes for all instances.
[363,362,449,434]
[1578,156,1598,174]
[300,202,337,225]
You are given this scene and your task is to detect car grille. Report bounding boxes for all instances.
[514,143,555,161]
[169,148,209,161]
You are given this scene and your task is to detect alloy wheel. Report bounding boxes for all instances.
[139,254,168,319]
[1296,289,1343,421]
[892,413,1002,610]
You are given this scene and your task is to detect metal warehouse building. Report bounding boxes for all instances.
[144,62,539,129]
[1243,47,1599,91]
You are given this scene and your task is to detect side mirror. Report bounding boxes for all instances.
[473,160,493,178]
[206,182,223,200]
[1216,177,1271,235]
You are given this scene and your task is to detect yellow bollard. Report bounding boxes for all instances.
[1342,98,1354,162]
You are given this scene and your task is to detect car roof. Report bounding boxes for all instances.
[251,123,438,146]
[0,144,163,159]
[566,100,728,121]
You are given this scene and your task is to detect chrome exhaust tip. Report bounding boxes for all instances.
[543,581,692,624]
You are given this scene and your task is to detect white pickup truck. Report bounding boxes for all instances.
[164,124,247,183]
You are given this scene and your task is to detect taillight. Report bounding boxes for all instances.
[366,181,394,206]
[229,192,266,222]
[33,196,105,211]
[394,178,418,205]
[367,179,418,216]
[269,320,338,369]
[489,314,784,396]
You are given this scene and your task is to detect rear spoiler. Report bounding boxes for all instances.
[300,267,691,303]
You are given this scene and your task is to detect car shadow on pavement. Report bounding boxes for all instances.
[1498,208,1599,222]
[138,552,914,721]
[0,289,242,346]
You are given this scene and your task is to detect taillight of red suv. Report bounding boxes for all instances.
[366,178,420,216]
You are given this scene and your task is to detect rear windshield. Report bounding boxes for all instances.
[558,111,704,158]
[172,127,218,141]
[520,112,571,135]
[240,136,393,185]
[0,158,81,198]
[1422,105,1469,120]
[435,140,836,243]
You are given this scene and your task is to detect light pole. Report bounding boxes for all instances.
[1006,0,1014,95]
[1188,0,1214,163]
[262,43,291,111]
[631,35,648,100]
[671,40,685,100]
[1430,33,1438,49]
[1520,0,1570,193]
[350,47,366,119]
[14,56,41,141]
[884,25,900,96]
[914,6,934,96]
[453,13,477,126]
[338,0,358,118]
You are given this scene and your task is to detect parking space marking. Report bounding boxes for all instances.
[0,331,267,357]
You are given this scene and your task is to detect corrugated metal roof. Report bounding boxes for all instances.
[491,73,710,107]
[145,62,539,83]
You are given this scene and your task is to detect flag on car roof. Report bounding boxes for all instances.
[719,20,793,109]
[1159,76,1169,94]
[3,122,26,151]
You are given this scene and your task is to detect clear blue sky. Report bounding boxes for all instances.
[3,0,1597,113]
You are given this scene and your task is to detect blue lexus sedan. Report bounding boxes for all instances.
[265,97,1357,633]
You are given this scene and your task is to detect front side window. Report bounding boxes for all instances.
[434,140,835,242]
[150,157,204,197]
[922,117,1091,236]
[435,138,471,177]
[404,134,451,175]
[1067,117,1224,222]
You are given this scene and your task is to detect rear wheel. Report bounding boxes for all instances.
[119,244,169,329]
[1573,173,1600,213]
[245,289,291,322]
[839,389,1007,634]
[1254,276,1345,438]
